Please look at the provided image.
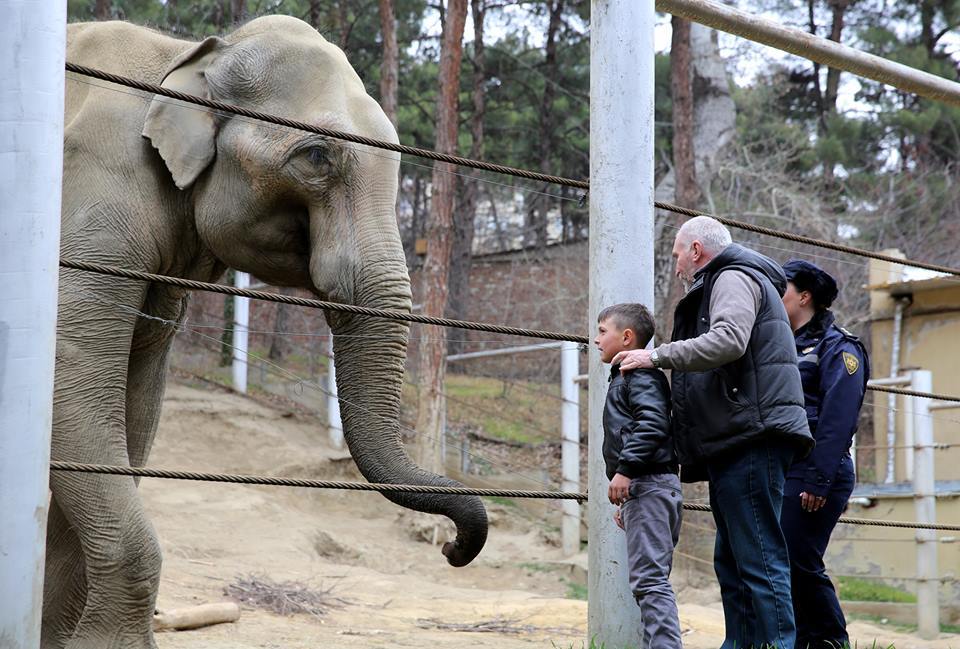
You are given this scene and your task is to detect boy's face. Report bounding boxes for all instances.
[594,318,633,364]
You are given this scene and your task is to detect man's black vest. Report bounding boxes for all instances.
[670,244,813,480]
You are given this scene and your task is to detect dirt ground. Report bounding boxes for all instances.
[146,380,956,648]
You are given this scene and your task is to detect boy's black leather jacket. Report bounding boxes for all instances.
[602,364,677,481]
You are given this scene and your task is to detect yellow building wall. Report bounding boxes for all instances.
[869,284,960,483]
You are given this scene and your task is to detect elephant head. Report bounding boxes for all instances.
[141,16,487,567]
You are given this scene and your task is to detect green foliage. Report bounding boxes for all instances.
[837,576,917,603]
[565,581,588,600]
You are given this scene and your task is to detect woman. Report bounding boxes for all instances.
[780,259,870,648]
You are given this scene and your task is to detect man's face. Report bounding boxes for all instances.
[672,235,699,286]
[594,318,629,364]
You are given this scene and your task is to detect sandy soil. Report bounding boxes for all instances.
[146,381,956,648]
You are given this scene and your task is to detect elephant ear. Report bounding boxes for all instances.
[142,37,228,190]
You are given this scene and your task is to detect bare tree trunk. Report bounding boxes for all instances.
[309,0,322,30]
[95,0,110,20]
[268,289,292,361]
[524,0,564,253]
[336,0,351,51]
[655,16,700,344]
[671,16,699,210]
[213,1,227,31]
[822,0,853,185]
[446,0,487,352]
[654,23,735,343]
[166,0,180,32]
[378,0,399,127]
[231,0,246,24]
[416,0,468,474]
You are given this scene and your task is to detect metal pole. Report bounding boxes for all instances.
[589,0,653,645]
[0,2,66,646]
[446,342,562,362]
[231,272,250,393]
[911,370,939,639]
[656,0,960,108]
[561,342,582,557]
[327,336,344,450]
[886,298,906,483]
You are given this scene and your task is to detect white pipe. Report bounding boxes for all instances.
[589,0,653,644]
[327,336,344,450]
[656,0,960,108]
[0,2,66,646]
[910,370,939,639]
[231,272,250,393]
[885,298,906,483]
[446,342,562,362]
[560,342,581,557]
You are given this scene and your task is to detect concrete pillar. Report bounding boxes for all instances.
[589,0,655,645]
[327,336,344,449]
[561,341,582,557]
[231,272,249,393]
[911,370,939,639]
[0,2,67,646]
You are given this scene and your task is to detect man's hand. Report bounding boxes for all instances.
[799,491,827,512]
[608,473,631,505]
[611,348,654,372]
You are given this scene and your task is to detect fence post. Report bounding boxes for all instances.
[911,369,939,639]
[327,336,344,449]
[589,0,654,644]
[0,3,66,646]
[231,272,250,393]
[561,342,582,557]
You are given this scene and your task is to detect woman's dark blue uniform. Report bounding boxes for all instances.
[780,260,870,649]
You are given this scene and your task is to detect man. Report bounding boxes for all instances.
[615,216,814,649]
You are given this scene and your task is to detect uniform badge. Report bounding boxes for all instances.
[842,352,860,375]
[802,346,815,354]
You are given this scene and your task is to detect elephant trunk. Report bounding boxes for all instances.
[327,278,488,567]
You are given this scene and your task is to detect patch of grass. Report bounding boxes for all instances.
[837,576,916,603]
[565,581,588,600]
[518,561,557,573]
[487,495,519,509]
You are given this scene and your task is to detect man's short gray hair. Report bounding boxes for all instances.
[676,216,732,255]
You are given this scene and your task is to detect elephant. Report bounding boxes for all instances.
[47,16,487,649]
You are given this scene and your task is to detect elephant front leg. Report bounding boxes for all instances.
[41,499,87,649]
[50,468,162,649]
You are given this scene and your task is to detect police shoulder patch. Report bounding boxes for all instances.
[842,351,860,375]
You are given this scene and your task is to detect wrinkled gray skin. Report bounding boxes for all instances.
[47,16,487,649]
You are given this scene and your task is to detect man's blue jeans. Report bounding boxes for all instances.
[707,439,797,649]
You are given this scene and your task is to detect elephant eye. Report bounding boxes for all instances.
[306,146,331,171]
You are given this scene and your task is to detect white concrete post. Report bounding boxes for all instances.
[231,272,250,393]
[327,336,344,450]
[0,2,67,646]
[561,342,582,557]
[911,370,939,639]
[589,1,654,645]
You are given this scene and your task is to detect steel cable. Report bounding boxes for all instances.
[61,260,960,404]
[49,461,960,531]
[65,63,960,277]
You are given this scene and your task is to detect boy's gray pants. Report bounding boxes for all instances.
[621,473,683,649]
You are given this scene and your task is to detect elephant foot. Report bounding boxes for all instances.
[65,630,157,649]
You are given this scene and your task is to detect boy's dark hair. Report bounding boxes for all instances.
[597,303,655,348]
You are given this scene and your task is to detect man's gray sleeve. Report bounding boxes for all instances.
[655,270,762,371]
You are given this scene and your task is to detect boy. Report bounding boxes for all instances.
[595,303,683,647]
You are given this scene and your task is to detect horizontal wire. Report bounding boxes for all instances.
[49,461,586,502]
[65,64,960,276]
[64,260,960,404]
[60,259,590,343]
[65,63,589,189]
[65,74,582,207]
[46,461,960,531]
